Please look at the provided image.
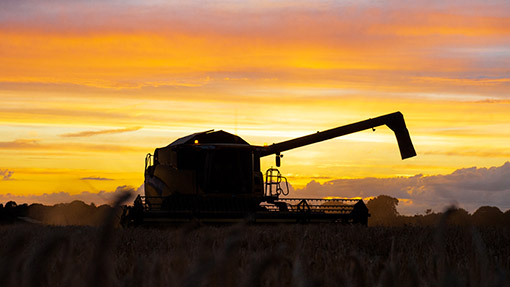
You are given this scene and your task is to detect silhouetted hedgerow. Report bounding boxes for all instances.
[0,200,113,226]
[1,197,510,227]
[367,195,510,227]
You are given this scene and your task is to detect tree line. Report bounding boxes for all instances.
[1,196,509,226]
[0,200,112,226]
[367,195,510,226]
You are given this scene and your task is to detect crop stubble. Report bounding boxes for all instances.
[0,223,509,287]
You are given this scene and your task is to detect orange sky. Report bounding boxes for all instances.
[1,0,510,214]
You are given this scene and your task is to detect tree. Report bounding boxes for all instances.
[472,206,504,226]
[366,195,399,226]
[5,201,17,209]
[447,207,471,226]
[504,209,510,226]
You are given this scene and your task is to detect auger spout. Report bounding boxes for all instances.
[258,111,416,160]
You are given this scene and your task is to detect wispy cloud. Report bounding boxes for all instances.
[1,0,509,98]
[0,138,144,153]
[0,139,40,149]
[0,169,14,181]
[61,127,141,138]
[80,176,113,181]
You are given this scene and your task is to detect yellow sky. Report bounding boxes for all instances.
[1,0,509,212]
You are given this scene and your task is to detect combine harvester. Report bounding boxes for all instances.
[121,112,416,226]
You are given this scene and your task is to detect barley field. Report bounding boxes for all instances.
[1,221,509,287]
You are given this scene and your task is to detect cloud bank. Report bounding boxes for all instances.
[293,162,510,215]
[80,176,113,181]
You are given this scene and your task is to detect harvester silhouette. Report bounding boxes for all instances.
[121,112,416,226]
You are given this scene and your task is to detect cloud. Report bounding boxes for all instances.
[0,185,143,206]
[474,99,510,104]
[80,176,113,181]
[0,139,40,149]
[0,169,14,180]
[293,162,510,215]
[2,0,510,102]
[60,127,141,137]
[423,148,510,158]
[0,138,144,153]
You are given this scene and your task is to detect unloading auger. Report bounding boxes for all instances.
[121,112,416,226]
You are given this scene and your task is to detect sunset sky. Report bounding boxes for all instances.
[1,0,509,214]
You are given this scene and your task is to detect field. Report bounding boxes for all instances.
[1,222,510,287]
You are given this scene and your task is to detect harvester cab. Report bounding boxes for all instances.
[122,111,416,226]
